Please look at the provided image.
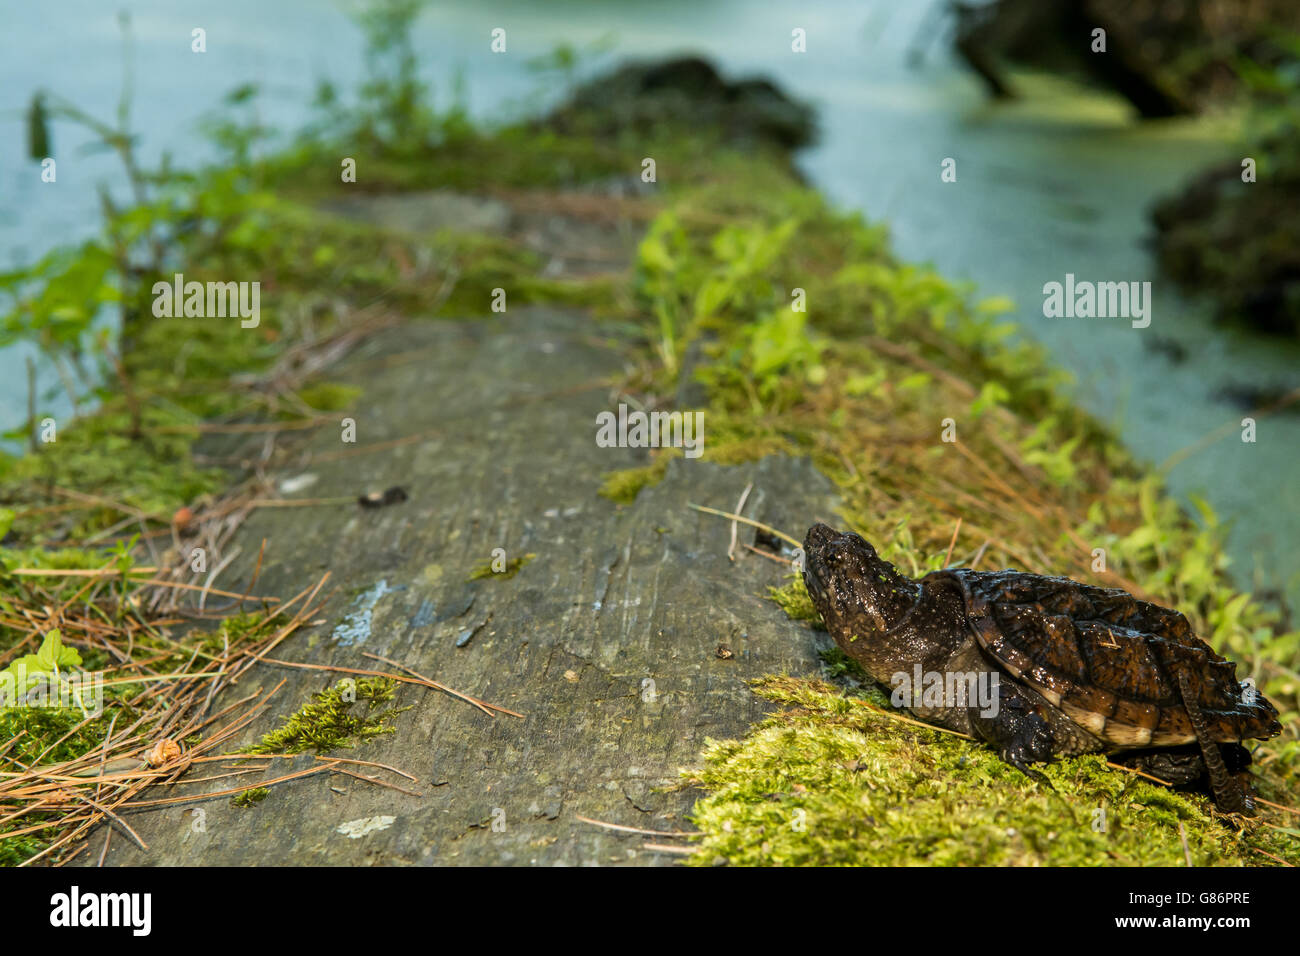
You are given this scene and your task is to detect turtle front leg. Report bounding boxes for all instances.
[969,684,1056,787]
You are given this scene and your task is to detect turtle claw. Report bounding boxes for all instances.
[982,695,1081,820]
[1001,749,1081,823]
[1003,750,1053,791]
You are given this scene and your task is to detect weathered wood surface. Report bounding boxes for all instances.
[87,295,841,865]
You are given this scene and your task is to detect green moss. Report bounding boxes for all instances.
[0,708,128,866]
[683,677,1298,866]
[294,382,362,412]
[233,787,270,808]
[598,459,670,504]
[817,647,870,683]
[243,677,406,755]
[0,818,59,868]
[767,574,823,628]
[0,544,117,574]
[0,409,224,542]
[0,708,118,769]
[467,552,535,581]
[0,542,146,607]
[215,611,284,644]
[263,92,766,199]
[263,125,637,198]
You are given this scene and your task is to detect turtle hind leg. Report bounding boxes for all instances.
[1116,743,1254,790]
[1178,673,1252,814]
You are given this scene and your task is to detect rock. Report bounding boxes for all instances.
[546,56,816,150]
[84,306,840,865]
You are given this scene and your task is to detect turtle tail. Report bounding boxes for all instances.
[1179,672,1251,814]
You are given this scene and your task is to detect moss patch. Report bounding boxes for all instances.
[767,574,823,628]
[467,552,535,582]
[233,787,270,808]
[598,458,670,505]
[293,382,362,413]
[0,708,118,771]
[683,677,1298,866]
[243,677,405,756]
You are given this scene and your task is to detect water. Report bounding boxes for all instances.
[3,0,1297,607]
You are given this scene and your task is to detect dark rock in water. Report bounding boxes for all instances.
[1213,383,1300,415]
[951,0,1193,116]
[1152,160,1300,339]
[1140,335,1188,364]
[546,56,815,150]
[953,0,1300,115]
[1236,280,1300,337]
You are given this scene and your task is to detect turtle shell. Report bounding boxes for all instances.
[928,569,1281,749]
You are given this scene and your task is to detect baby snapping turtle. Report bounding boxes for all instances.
[801,524,1281,812]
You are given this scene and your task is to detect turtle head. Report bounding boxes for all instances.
[802,523,919,645]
